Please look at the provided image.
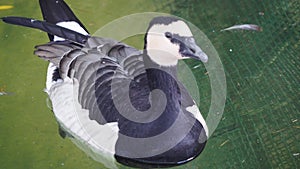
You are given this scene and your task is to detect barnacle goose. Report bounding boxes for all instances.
[1,0,209,168]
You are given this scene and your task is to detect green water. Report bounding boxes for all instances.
[0,0,299,169]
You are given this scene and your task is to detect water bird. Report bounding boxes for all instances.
[1,0,208,168]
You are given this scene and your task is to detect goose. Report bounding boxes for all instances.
[1,0,209,168]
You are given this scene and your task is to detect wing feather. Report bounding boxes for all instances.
[34,37,151,125]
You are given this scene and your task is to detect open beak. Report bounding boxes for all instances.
[178,37,208,63]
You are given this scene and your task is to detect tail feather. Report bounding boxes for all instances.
[1,16,89,44]
[39,0,89,41]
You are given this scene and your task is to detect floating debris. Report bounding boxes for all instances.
[0,91,14,96]
[0,5,13,10]
[292,119,298,123]
[258,12,265,16]
[0,86,13,96]
[221,24,263,32]
[220,139,229,147]
[293,153,299,157]
[193,64,201,69]
[272,128,286,133]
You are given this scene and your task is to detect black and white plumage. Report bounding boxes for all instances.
[1,0,209,168]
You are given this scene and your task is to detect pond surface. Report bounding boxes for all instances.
[0,0,299,169]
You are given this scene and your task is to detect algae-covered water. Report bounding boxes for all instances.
[0,0,299,169]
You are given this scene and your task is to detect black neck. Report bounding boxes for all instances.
[143,51,181,108]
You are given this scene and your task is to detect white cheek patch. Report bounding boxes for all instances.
[148,20,193,37]
[146,33,180,66]
[54,21,89,41]
[146,20,194,66]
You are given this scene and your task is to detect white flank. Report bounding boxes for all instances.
[48,78,119,169]
[185,104,209,137]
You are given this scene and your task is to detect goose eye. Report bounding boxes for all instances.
[165,32,172,38]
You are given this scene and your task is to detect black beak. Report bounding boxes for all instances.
[171,35,208,63]
[179,37,208,63]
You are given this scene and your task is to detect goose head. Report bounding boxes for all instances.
[145,16,208,66]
